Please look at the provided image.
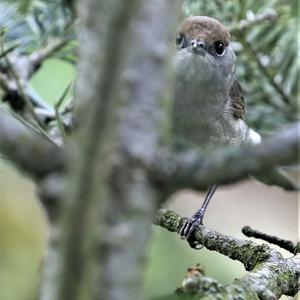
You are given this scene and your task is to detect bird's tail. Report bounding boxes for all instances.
[248,128,298,191]
[253,167,299,191]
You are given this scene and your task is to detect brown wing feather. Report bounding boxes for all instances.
[229,77,246,120]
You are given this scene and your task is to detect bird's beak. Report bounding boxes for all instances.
[190,39,206,56]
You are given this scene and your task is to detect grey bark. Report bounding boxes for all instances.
[38,1,181,300]
[98,2,181,299]
[149,123,300,193]
[0,108,64,179]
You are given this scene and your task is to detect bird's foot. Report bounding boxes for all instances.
[179,213,204,249]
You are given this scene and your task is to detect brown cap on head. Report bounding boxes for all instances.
[178,16,230,46]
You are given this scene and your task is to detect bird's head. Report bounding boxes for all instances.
[174,16,235,87]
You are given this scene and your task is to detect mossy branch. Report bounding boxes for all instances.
[155,208,300,299]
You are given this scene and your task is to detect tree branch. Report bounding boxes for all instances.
[4,55,48,129]
[40,0,148,299]
[0,61,55,119]
[155,208,273,270]
[0,108,64,179]
[29,36,71,73]
[155,208,300,299]
[176,255,299,299]
[0,30,71,120]
[38,1,182,300]
[150,123,299,193]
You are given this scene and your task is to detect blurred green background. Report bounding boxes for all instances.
[1,59,74,300]
[0,0,299,299]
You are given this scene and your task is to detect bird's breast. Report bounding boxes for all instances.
[172,76,247,148]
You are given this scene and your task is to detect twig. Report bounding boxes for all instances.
[237,33,293,106]
[230,10,277,34]
[3,56,59,146]
[0,43,19,60]
[0,71,55,116]
[228,9,294,112]
[54,81,73,144]
[3,55,45,127]
[242,226,299,254]
[27,19,75,73]
[4,107,47,135]
[29,36,71,69]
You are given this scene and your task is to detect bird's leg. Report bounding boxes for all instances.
[179,184,218,248]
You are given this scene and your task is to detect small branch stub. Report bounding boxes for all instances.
[242,226,299,254]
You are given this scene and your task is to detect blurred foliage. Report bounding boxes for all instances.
[2,0,33,13]
[1,0,298,134]
[183,0,299,134]
[0,0,76,63]
[2,0,74,13]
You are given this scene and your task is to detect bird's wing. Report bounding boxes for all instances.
[229,76,246,120]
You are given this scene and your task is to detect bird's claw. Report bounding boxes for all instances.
[179,217,203,249]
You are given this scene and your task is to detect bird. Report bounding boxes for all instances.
[171,16,264,248]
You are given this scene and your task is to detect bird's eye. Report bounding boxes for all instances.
[175,33,185,49]
[214,41,225,56]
